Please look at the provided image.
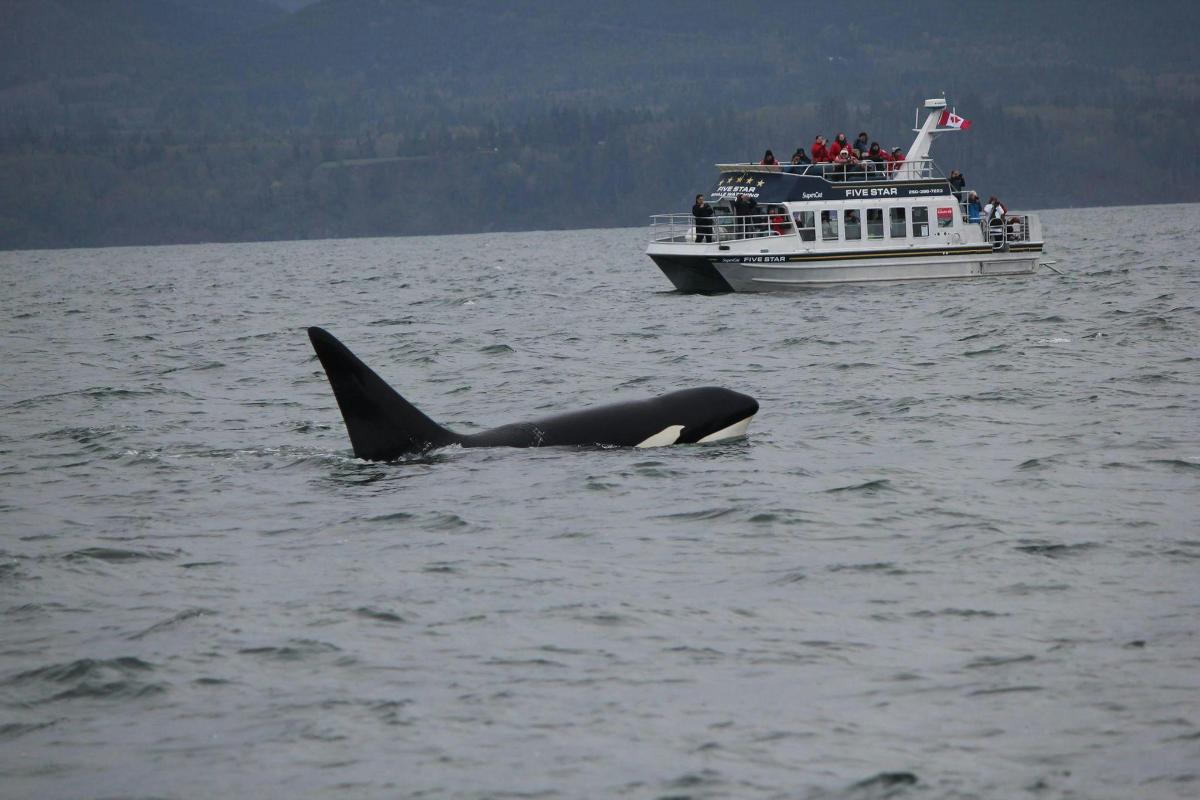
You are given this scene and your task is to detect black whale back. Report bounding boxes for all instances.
[463,387,757,449]
[308,327,757,460]
[308,327,461,459]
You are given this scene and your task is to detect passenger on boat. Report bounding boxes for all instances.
[850,152,869,180]
[983,196,1006,221]
[828,149,852,181]
[829,133,850,160]
[769,206,789,236]
[811,136,829,163]
[967,191,982,223]
[889,147,905,174]
[761,150,778,166]
[746,196,763,235]
[733,194,750,238]
[733,194,761,238]
[949,170,966,202]
[854,132,870,155]
[983,196,1006,246]
[692,194,715,243]
[1006,215,1024,242]
[783,149,811,174]
[854,144,878,178]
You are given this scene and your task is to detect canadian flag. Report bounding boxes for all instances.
[939,110,972,130]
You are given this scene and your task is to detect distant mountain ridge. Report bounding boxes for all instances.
[0,0,1197,249]
[0,0,283,87]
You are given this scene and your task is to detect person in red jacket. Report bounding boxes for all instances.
[769,206,789,236]
[888,146,905,174]
[828,132,850,160]
[811,135,829,163]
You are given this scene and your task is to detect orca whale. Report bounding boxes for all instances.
[307,327,758,461]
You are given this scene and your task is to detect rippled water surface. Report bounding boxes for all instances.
[2,204,1198,799]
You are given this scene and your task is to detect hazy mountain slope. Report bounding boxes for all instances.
[199,0,1198,109]
[0,0,283,87]
[0,0,1197,249]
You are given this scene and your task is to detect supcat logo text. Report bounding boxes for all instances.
[801,191,824,199]
[845,187,898,198]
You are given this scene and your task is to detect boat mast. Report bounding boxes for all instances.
[893,97,956,182]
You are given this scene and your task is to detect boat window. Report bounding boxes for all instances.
[821,210,838,241]
[889,207,906,238]
[793,210,815,242]
[866,208,884,239]
[844,209,861,240]
[912,207,930,237]
[937,207,955,228]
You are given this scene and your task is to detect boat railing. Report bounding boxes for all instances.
[982,213,1032,251]
[650,212,795,244]
[714,157,942,183]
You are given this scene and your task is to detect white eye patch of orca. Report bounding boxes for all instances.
[697,415,753,443]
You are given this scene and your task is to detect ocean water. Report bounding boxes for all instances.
[1,203,1198,799]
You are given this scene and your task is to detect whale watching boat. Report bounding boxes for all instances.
[646,98,1044,292]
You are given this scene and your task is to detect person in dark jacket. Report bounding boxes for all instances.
[734,194,763,238]
[692,194,715,243]
[948,170,967,202]
[854,131,870,155]
[733,194,752,239]
[860,142,885,176]
[745,196,762,235]
[784,148,811,174]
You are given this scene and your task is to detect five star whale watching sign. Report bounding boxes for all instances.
[712,174,767,200]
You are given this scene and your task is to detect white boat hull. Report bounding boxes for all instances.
[648,244,1042,293]
[721,250,1037,290]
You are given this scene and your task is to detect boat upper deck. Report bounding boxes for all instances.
[707,158,953,204]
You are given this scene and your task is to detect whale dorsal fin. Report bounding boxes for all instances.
[308,327,460,460]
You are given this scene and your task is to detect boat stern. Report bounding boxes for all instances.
[647,250,734,294]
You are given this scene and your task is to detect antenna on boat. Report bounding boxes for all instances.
[896,96,949,181]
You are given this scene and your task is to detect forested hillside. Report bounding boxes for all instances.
[2,0,1197,249]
